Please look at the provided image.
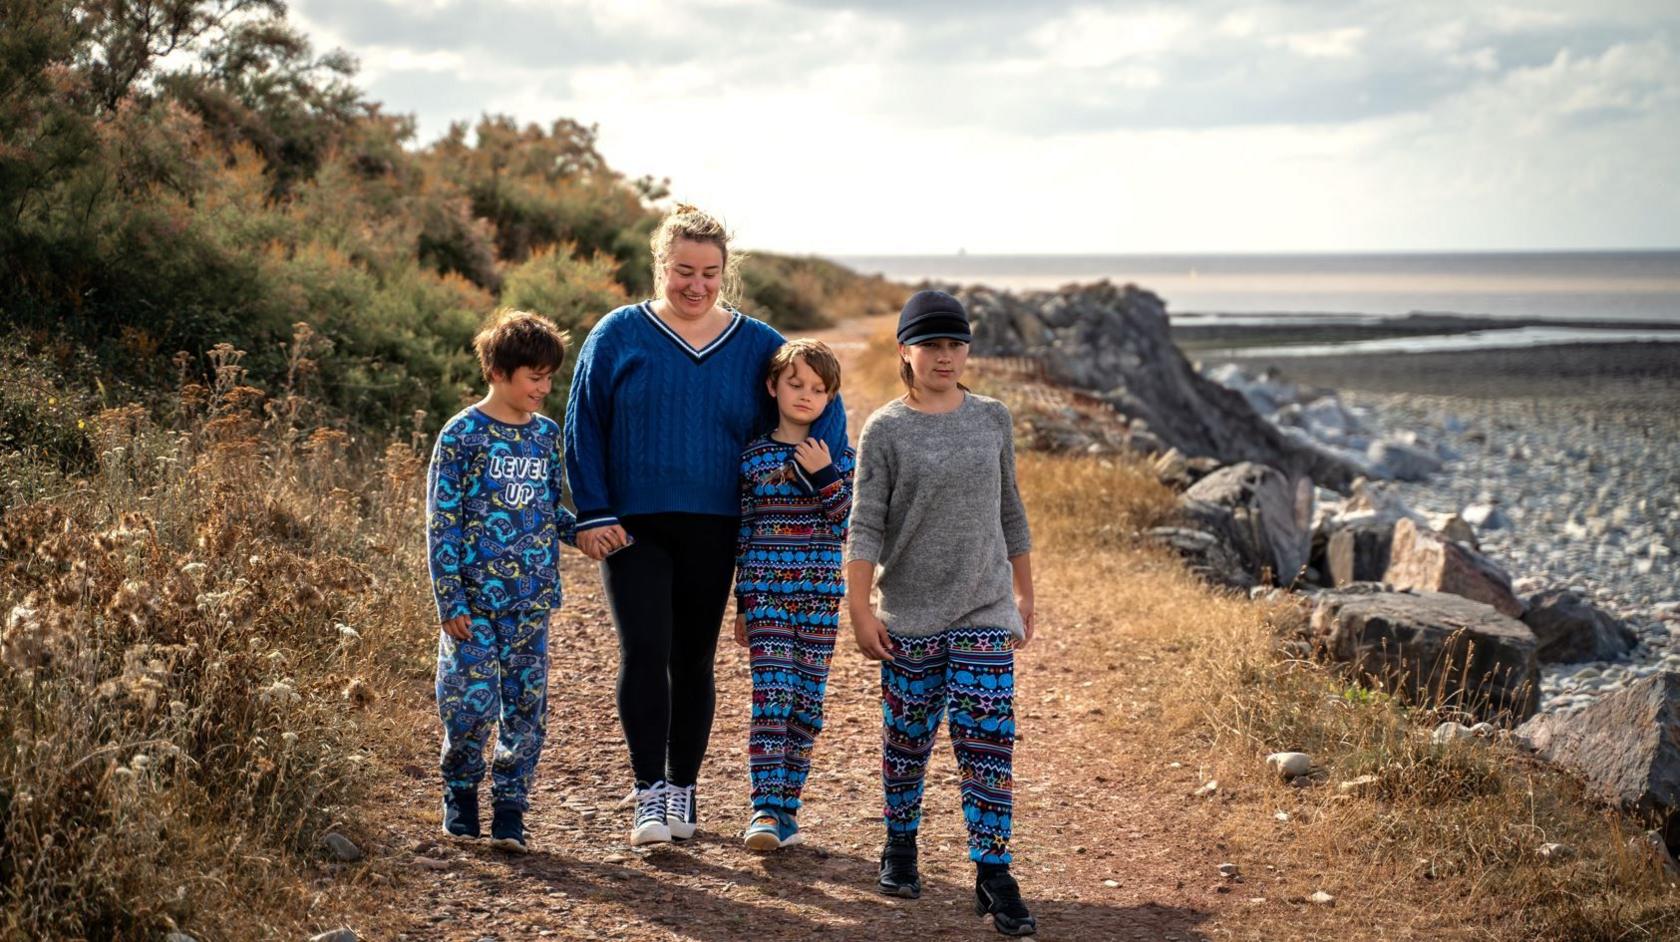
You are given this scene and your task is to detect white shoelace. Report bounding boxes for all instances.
[666,784,693,823]
[620,781,668,827]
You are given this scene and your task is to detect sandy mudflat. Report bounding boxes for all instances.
[1209,341,1680,417]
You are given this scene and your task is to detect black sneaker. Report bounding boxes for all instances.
[975,868,1037,936]
[877,833,921,899]
[441,787,480,840]
[489,802,528,854]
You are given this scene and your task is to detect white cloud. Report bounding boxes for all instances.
[1026,7,1191,69]
[282,0,1680,252]
[1271,26,1367,60]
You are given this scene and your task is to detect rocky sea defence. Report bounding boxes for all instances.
[1203,362,1680,718]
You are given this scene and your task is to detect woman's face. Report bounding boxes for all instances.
[660,238,724,319]
[901,338,969,393]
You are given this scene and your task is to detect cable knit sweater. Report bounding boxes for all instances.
[563,302,848,529]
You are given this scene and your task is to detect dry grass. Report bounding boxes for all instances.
[9,309,1679,939]
[0,330,436,939]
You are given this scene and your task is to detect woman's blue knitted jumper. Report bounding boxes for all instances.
[563,302,847,530]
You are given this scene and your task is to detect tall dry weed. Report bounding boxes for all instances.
[0,328,433,939]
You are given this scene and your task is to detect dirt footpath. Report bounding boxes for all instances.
[354,316,1232,940]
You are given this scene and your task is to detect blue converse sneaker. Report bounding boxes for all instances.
[489,802,528,854]
[743,810,782,851]
[621,780,670,847]
[666,783,698,841]
[441,787,480,840]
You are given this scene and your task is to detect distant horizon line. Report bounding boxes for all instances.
[807,247,1680,259]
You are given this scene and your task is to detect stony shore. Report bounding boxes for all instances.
[1218,342,1680,716]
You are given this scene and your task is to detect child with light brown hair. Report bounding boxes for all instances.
[732,338,855,850]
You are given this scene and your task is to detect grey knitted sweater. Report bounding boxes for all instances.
[844,393,1032,638]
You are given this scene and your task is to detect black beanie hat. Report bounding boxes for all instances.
[896,289,972,345]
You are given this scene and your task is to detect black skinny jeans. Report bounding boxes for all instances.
[602,512,738,787]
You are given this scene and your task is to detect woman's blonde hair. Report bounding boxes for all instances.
[650,203,743,304]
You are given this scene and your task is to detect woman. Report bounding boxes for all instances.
[564,204,847,847]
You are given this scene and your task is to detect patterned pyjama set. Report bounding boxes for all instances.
[881,625,1017,865]
[436,608,551,810]
[740,575,843,811]
[735,433,856,813]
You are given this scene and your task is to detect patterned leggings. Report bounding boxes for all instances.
[882,626,1016,865]
[743,590,841,812]
[436,609,550,810]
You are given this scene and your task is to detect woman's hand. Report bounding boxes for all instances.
[579,524,630,561]
[733,613,748,648]
[852,608,893,660]
[794,438,832,474]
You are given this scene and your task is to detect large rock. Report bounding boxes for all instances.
[1366,439,1443,482]
[1384,518,1524,618]
[1522,589,1639,663]
[961,283,1363,491]
[1144,526,1254,590]
[1310,588,1540,723]
[1518,672,1680,843]
[1179,462,1312,587]
[1326,521,1394,586]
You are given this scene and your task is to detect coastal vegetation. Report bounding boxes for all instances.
[4,2,1677,940]
[0,0,902,441]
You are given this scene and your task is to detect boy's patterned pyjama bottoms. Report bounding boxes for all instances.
[436,608,550,810]
[881,625,1017,864]
[742,589,841,811]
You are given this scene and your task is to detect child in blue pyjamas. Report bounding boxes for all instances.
[427,309,578,853]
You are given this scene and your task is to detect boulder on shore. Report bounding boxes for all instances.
[1326,521,1394,586]
[1310,587,1540,723]
[1145,526,1255,591]
[1518,672,1680,846]
[1366,439,1443,482]
[1384,518,1524,618]
[1179,462,1312,587]
[1521,589,1639,663]
[960,282,1363,491]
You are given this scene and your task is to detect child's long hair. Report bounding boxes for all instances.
[650,203,743,305]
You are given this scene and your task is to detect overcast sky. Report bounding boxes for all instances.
[289,0,1680,255]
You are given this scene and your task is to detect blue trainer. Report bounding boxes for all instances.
[774,809,803,848]
[441,787,480,840]
[743,810,782,851]
[489,802,528,854]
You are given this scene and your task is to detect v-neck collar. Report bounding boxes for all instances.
[638,301,745,363]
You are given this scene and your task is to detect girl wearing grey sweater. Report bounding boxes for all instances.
[844,289,1038,937]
